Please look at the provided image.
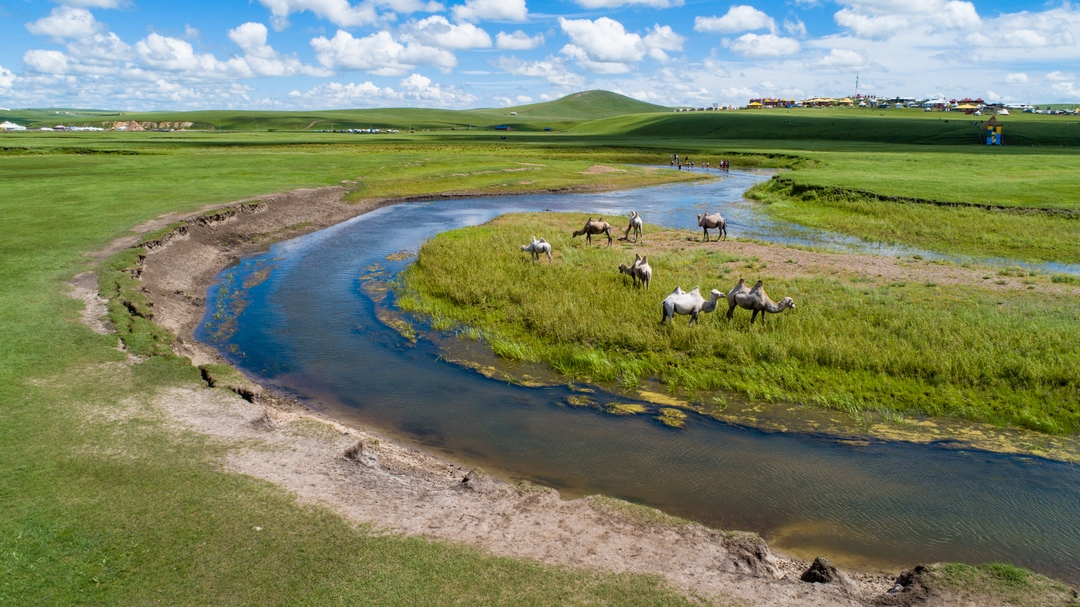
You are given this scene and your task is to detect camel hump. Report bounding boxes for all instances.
[752,280,763,290]
[538,237,547,243]
[641,255,647,264]
[690,286,700,295]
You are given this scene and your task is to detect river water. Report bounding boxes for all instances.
[197,172,1080,583]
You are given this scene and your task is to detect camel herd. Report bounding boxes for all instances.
[519,211,796,327]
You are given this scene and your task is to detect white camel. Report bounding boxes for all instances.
[726,278,795,325]
[697,212,727,242]
[617,253,652,289]
[622,210,643,242]
[661,286,724,326]
[520,236,552,263]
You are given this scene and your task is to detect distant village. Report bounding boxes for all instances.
[676,95,1079,115]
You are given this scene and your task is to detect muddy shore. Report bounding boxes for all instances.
[78,182,1073,606]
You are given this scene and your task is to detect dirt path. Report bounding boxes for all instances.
[72,185,1077,606]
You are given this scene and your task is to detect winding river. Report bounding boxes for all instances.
[197,172,1080,584]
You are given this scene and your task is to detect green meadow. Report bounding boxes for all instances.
[3,90,1080,601]
[399,213,1080,434]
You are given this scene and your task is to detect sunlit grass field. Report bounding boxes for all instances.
[399,213,1080,434]
[4,94,1080,602]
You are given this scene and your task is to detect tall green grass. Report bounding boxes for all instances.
[749,177,1080,264]
[399,213,1080,433]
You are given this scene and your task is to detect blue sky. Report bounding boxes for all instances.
[0,0,1077,110]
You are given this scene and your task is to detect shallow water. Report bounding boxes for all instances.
[198,174,1080,583]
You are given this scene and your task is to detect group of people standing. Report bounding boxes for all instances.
[670,153,729,171]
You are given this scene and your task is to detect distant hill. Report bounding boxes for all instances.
[505,90,666,120]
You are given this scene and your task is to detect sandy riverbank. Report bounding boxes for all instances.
[71,181,1076,606]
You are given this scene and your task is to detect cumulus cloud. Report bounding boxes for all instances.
[724,33,801,58]
[814,48,865,68]
[228,22,330,77]
[57,0,129,9]
[784,17,807,37]
[966,7,1078,50]
[136,33,243,75]
[492,55,585,87]
[451,0,527,23]
[258,0,378,30]
[0,65,15,89]
[834,0,980,39]
[403,16,493,49]
[557,17,681,71]
[496,30,544,50]
[694,6,775,34]
[26,6,104,41]
[1004,73,1028,85]
[311,30,456,76]
[287,73,476,107]
[574,0,683,8]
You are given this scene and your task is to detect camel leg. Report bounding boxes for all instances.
[702,227,709,242]
[751,309,759,324]
[689,311,698,326]
[546,250,552,263]
[726,304,736,320]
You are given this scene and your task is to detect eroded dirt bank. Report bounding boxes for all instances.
[80,184,1075,606]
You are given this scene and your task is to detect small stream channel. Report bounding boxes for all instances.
[197,172,1080,583]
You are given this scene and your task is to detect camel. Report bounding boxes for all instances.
[520,236,552,263]
[697,212,727,242]
[661,286,724,326]
[726,279,795,325]
[572,217,613,247]
[617,253,652,289]
[621,210,642,242]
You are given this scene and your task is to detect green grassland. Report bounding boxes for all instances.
[398,213,1080,434]
[4,91,1080,602]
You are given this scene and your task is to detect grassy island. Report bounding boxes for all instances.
[399,212,1080,434]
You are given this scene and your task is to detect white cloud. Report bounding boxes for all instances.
[559,17,644,64]
[1004,73,1028,85]
[558,18,684,72]
[814,48,865,68]
[451,0,527,23]
[311,30,457,76]
[287,73,476,108]
[23,50,73,74]
[724,33,801,58]
[26,6,104,41]
[0,65,15,89]
[784,18,807,37]
[1047,71,1073,82]
[694,6,775,34]
[492,55,585,87]
[136,33,244,76]
[834,0,980,40]
[404,16,492,50]
[228,22,330,77]
[574,0,683,8]
[258,0,378,30]
[496,30,544,50]
[57,0,128,8]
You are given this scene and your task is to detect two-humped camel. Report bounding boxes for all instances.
[520,236,552,263]
[621,211,643,242]
[572,217,613,247]
[725,278,795,325]
[661,286,724,326]
[697,212,727,242]
[617,253,652,289]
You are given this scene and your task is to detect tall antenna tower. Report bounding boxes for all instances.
[855,73,859,98]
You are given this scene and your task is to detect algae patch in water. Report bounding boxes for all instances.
[566,394,598,408]
[657,408,687,428]
[605,402,647,416]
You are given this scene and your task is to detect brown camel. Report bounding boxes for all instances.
[697,212,727,242]
[726,279,795,325]
[572,217,613,247]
